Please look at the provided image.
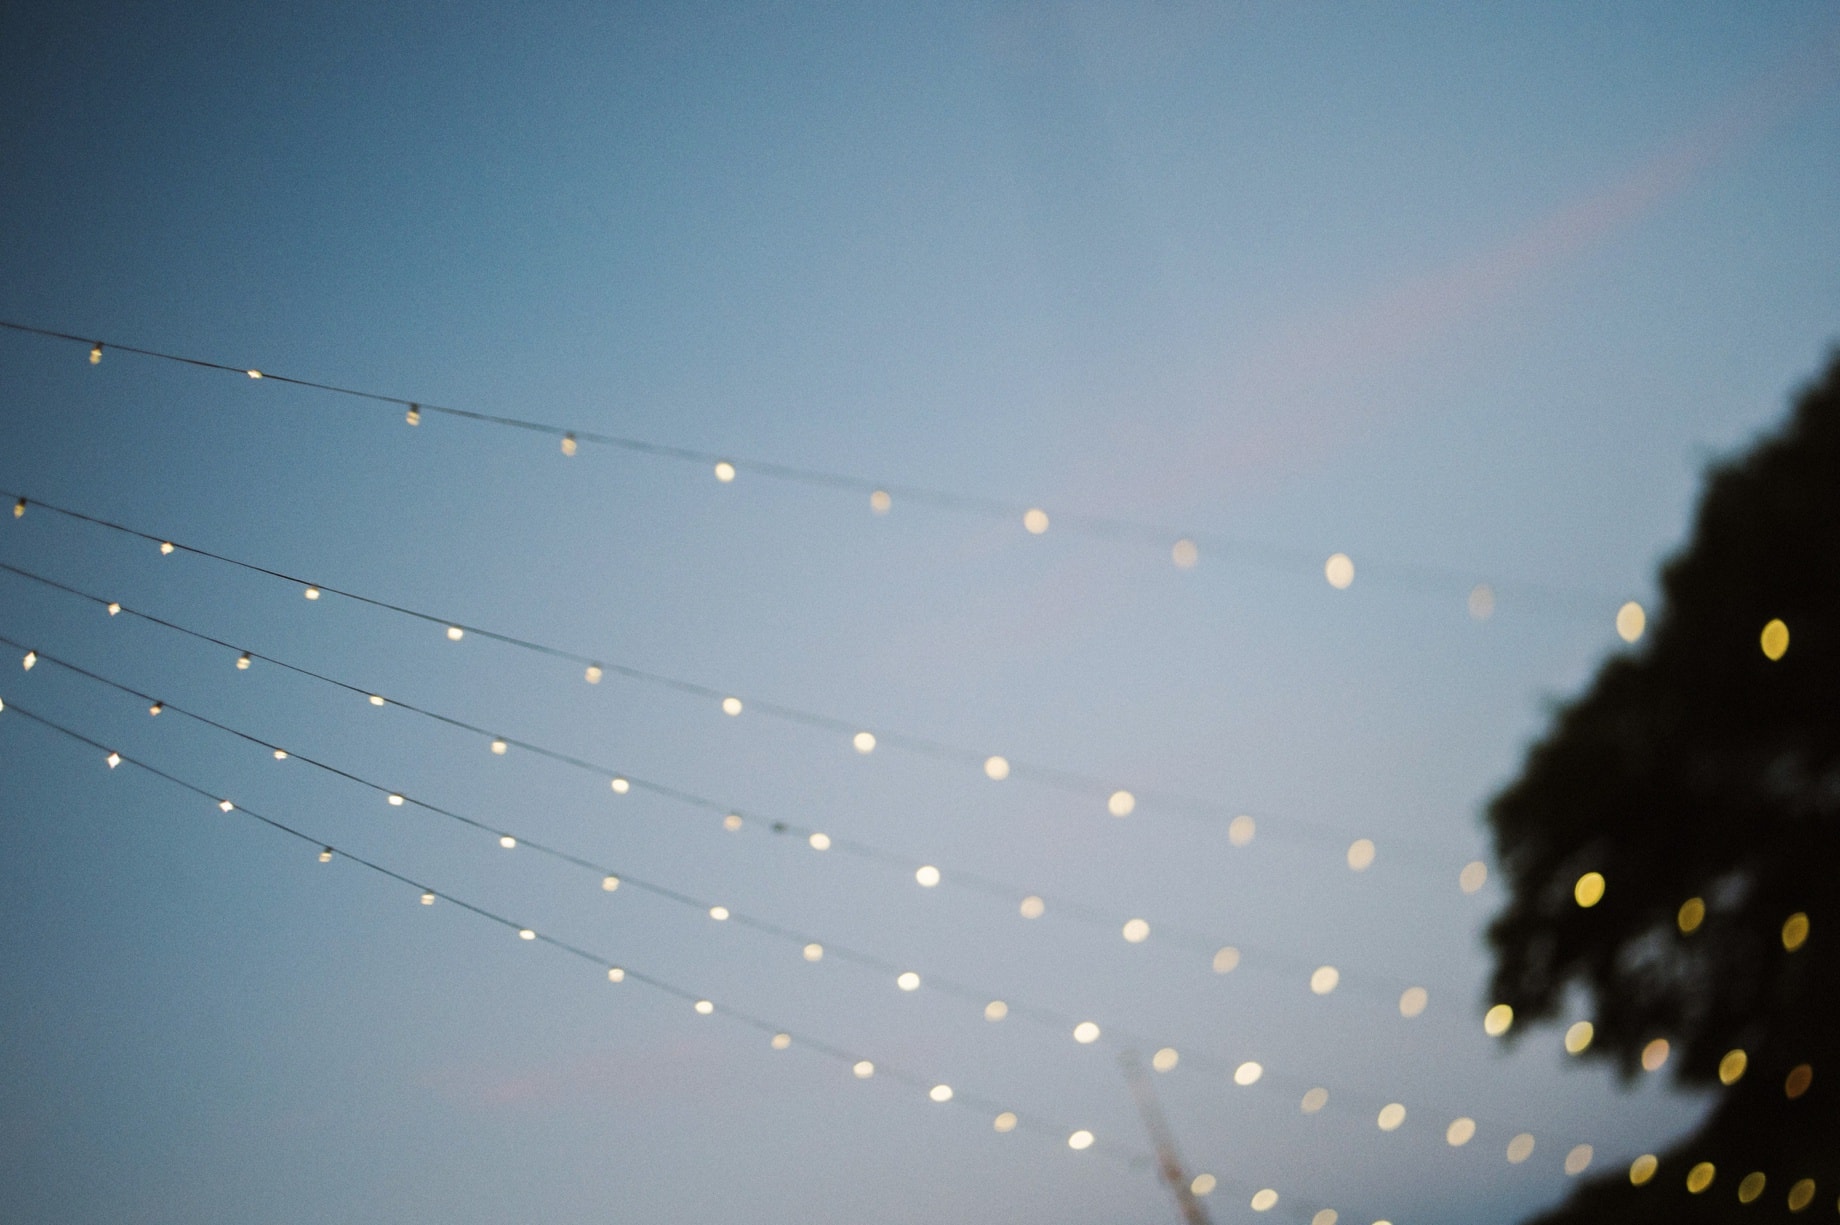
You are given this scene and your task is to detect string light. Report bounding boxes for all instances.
[721,696,742,716]
[1467,584,1495,620]
[1019,896,1045,919]
[1066,1130,1094,1151]
[803,943,823,962]
[1121,919,1150,943]
[22,650,36,670]
[694,999,714,1014]
[1228,815,1255,846]
[1189,1173,1215,1195]
[1346,839,1376,871]
[491,738,507,754]
[852,731,875,754]
[1616,601,1646,643]
[405,404,420,426]
[984,1001,1007,1021]
[107,602,120,615]
[713,461,735,483]
[1300,1088,1328,1113]
[1107,789,1135,817]
[218,799,234,812]
[770,1032,789,1048]
[723,814,742,831]
[914,865,940,888]
[1784,1063,1812,1099]
[602,875,620,892]
[159,541,173,554]
[1324,553,1354,589]
[318,847,333,863]
[420,892,435,905]
[89,343,102,364]
[992,1111,1016,1133]
[518,928,536,940]
[106,751,121,768]
[235,652,251,670]
[303,586,320,599]
[1564,1144,1593,1175]
[852,1061,874,1079]
[1760,618,1789,660]
[896,972,920,991]
[1398,987,1428,1018]
[1686,1161,1715,1193]
[1251,1188,1278,1211]
[1718,1049,1747,1084]
[1213,947,1241,974]
[869,489,891,514]
[1629,1155,1658,1186]
[1506,1134,1535,1164]
[929,1084,953,1103]
[1171,539,1198,569]
[1640,1039,1669,1072]
[608,967,626,982]
[1310,966,1340,995]
[368,694,385,706]
[1152,1047,1178,1072]
[1234,1061,1263,1086]
[560,433,578,457]
[610,775,629,793]
[1376,1103,1405,1131]
[584,665,602,684]
[1573,871,1605,907]
[148,701,162,715]
[1564,1021,1594,1054]
[446,626,464,641]
[983,755,1009,780]
[708,906,729,921]
[1738,1172,1766,1203]
[1483,1004,1513,1037]
[1022,508,1049,535]
[10,497,22,518]
[1072,1022,1101,1044]
[1787,1178,1815,1212]
[807,832,830,850]
[499,835,517,849]
[1677,896,1706,933]
[387,794,404,806]
[1781,912,1809,951]
[246,369,262,379]
[1446,1118,1475,1146]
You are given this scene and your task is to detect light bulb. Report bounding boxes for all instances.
[708,906,729,921]
[1172,538,1198,569]
[869,489,891,514]
[518,928,536,941]
[984,755,1010,780]
[235,652,251,670]
[610,776,629,793]
[984,1000,1008,1021]
[560,434,577,456]
[852,1060,874,1079]
[1152,1047,1179,1072]
[218,799,234,812]
[22,650,36,670]
[993,1111,1017,1133]
[107,602,121,615]
[1019,895,1045,919]
[405,404,420,425]
[11,498,22,518]
[929,1084,953,1103]
[1324,553,1355,589]
[897,971,920,991]
[585,664,603,684]
[272,749,287,760]
[368,694,385,706]
[420,892,435,905]
[446,626,464,641]
[808,832,831,851]
[490,738,507,755]
[1121,918,1150,943]
[770,1032,790,1049]
[723,813,742,831]
[387,794,404,806]
[713,461,736,482]
[1023,508,1049,534]
[499,835,516,849]
[159,541,174,554]
[602,875,619,892]
[607,967,625,983]
[721,696,742,716]
[105,751,121,768]
[318,847,333,863]
[1073,1021,1101,1044]
[915,865,940,888]
[303,586,320,600]
[1067,1130,1094,1151]
[148,702,163,716]
[803,943,823,962]
[1107,790,1135,817]
[89,343,102,364]
[246,369,262,379]
[852,731,876,754]
[694,1000,714,1015]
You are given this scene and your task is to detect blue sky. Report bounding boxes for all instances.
[2,4,1837,1223]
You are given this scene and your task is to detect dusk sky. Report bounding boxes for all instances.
[2,4,1837,1223]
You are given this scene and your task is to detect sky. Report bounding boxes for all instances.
[1,3,1837,1223]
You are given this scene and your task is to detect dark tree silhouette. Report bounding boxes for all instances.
[1487,351,1840,1222]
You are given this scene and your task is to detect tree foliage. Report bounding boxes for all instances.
[1487,352,1839,1222]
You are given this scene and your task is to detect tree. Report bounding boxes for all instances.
[1486,351,1840,1222]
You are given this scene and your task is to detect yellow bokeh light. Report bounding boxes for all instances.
[1460,860,1488,894]
[1152,1047,1179,1072]
[693,999,713,1015]
[610,776,630,793]
[1399,987,1429,1018]
[1122,918,1150,943]
[420,892,435,905]
[560,433,577,456]
[585,665,603,684]
[369,694,385,707]
[915,865,941,888]
[602,875,620,892]
[1376,1103,1405,1132]
[89,343,102,364]
[1324,553,1354,589]
[1301,1088,1329,1114]
[723,813,743,831]
[1484,1004,1514,1036]
[1234,1061,1263,1086]
[897,971,920,991]
[984,1000,1008,1022]
[108,601,121,614]
[303,586,320,600]
[235,653,251,670]
[1213,946,1241,974]
[1738,1172,1767,1203]
[1719,1049,1748,1085]
[405,404,420,425]
[1023,508,1049,535]
[1506,1134,1535,1164]
[1686,1162,1715,1193]
[803,943,823,962]
[1228,815,1256,846]
[853,1060,874,1079]
[869,489,891,514]
[1629,1154,1658,1186]
[1785,1063,1812,1099]
[1446,1118,1475,1147]
[1641,1038,1670,1071]
[708,906,729,921]
[808,832,831,851]
[929,1084,953,1103]
[1067,1129,1094,1151]
[1782,912,1809,951]
[1310,1212,1337,1225]
[1347,839,1376,871]
[1565,1021,1594,1055]
[852,731,876,754]
[1311,966,1340,995]
[1172,538,1199,569]
[446,625,464,641]
[160,541,174,554]
[499,835,516,849]
[1761,618,1789,661]
[770,1032,790,1049]
[1678,896,1706,933]
[1565,1144,1593,1175]
[1190,1173,1216,1196]
[713,461,735,483]
[1019,895,1045,919]
[1574,872,1605,907]
[1468,583,1495,620]
[247,369,262,379]
[1073,1021,1101,1044]
[1787,1178,1815,1212]
[984,755,1010,780]
[1107,789,1135,817]
[993,1111,1017,1133]
[387,794,404,806]
[1616,601,1646,643]
[491,738,508,755]
[518,929,536,941]
[721,696,742,716]
[1251,1189,1279,1212]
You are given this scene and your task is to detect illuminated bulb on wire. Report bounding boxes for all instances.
[159,541,173,555]
[984,755,1009,780]
[1399,987,1428,1017]
[387,794,404,806]
[852,731,876,754]
[1347,839,1376,871]
[1122,918,1150,943]
[1310,966,1340,995]
[107,602,120,615]
[852,1061,874,1079]
[1616,601,1646,643]
[1228,815,1256,846]
[1719,1049,1748,1084]
[446,626,464,641]
[105,751,120,769]
[869,489,891,514]
[1152,1047,1179,1072]
[1782,912,1809,951]
[1172,538,1198,569]
[1376,1103,1405,1132]
[585,665,602,684]
[770,1032,790,1049]
[1686,1161,1715,1193]
[148,702,163,716]
[89,343,102,364]
[721,696,742,716]
[1446,1118,1476,1147]
[1073,1021,1101,1044]
[1107,790,1135,817]
[723,813,742,831]
[498,836,516,850]
[993,1112,1017,1133]
[1737,1172,1766,1203]
[246,369,262,379]
[405,404,420,426]
[896,971,920,991]
[490,738,507,755]
[1023,508,1049,534]
[1484,1004,1513,1036]
[1641,1038,1669,1071]
[560,433,577,456]
[1787,1179,1816,1212]
[1761,618,1789,661]
[518,928,536,940]
[303,586,319,600]
[929,1084,953,1103]
[915,865,940,888]
[1019,895,1045,919]
[601,875,619,892]
[11,498,22,518]
[1574,871,1605,907]
[803,943,823,962]
[984,1000,1007,1022]
[1564,1021,1594,1054]
[807,832,830,851]
[420,892,435,905]
[1067,1130,1094,1151]
[1565,1144,1593,1175]
[1213,946,1241,974]
[1300,1088,1328,1113]
[235,653,251,670]
[368,694,385,707]
[1784,1063,1812,1098]
[1324,553,1354,589]
[1507,1134,1536,1164]
[318,847,333,863]
[610,776,629,793]
[708,906,729,921]
[22,651,36,670]
[272,749,287,760]
[218,799,234,812]
[1628,1154,1658,1185]
[1251,1189,1278,1212]
[607,967,625,983]
[710,460,737,483]
[1460,860,1488,893]
[1234,1062,1263,1086]
[1189,1174,1216,1196]
[694,1000,714,1015]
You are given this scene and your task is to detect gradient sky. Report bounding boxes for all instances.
[2,4,1837,1224]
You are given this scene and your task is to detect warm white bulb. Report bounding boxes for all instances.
[318,848,333,863]
[808,832,831,851]
[499,835,516,849]
[387,794,404,806]
[897,971,920,991]
[1023,508,1049,534]
[235,653,250,670]
[159,541,174,554]
[607,967,625,983]
[929,1084,953,1103]
[446,626,464,641]
[721,696,742,716]
[852,1060,874,1079]
[852,731,876,754]
[713,461,736,482]
[869,489,891,514]
[1107,790,1135,817]
[709,906,729,921]
[106,751,121,768]
[1121,918,1150,943]
[490,739,507,755]
[107,602,121,615]
[694,999,714,1015]
[770,1032,791,1049]
[303,586,319,600]
[518,928,536,941]
[915,865,941,888]
[420,892,435,905]
[984,755,1010,780]
[1073,1021,1101,1044]
[610,776,630,793]
[1067,1130,1094,1151]
[218,799,234,812]
[368,694,385,707]
[803,943,823,962]
[585,664,603,684]
[723,813,742,831]
[602,875,620,892]
[560,433,578,456]
[272,749,287,760]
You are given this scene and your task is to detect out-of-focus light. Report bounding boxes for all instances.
[713,461,736,483]
[1228,815,1256,846]
[993,1111,1017,1133]
[1399,987,1429,1018]
[247,369,262,379]
[1787,1179,1816,1212]
[1616,601,1646,643]
[1761,618,1790,661]
[1300,1088,1328,1114]
[984,1000,1008,1022]
[915,865,940,888]
[1377,1104,1405,1132]
[1310,1212,1337,1225]
[1507,1134,1536,1164]
[106,751,121,768]
[1172,539,1199,569]
[1686,1162,1715,1194]
[1019,895,1045,919]
[1311,966,1340,995]
[499,835,516,849]
[984,755,1010,780]
[1468,584,1495,620]
[21,650,36,670]
[1460,860,1488,893]
[585,665,603,684]
[869,489,891,514]
[387,794,404,806]
[1347,839,1376,871]
[607,967,625,983]
[1324,553,1354,589]
[235,652,251,670]
[1629,1155,1658,1186]
[602,875,619,892]
[610,776,629,793]
[723,813,743,831]
[1251,1189,1278,1212]
[808,832,831,851]
[1782,912,1809,951]
[721,696,742,716]
[1678,896,1706,933]
[491,738,507,755]
[560,433,578,457]
[107,601,121,615]
[148,702,163,716]
[1190,1173,1216,1196]
[420,892,435,905]
[1447,1118,1475,1146]
[853,1061,874,1079]
[708,906,729,921]
[303,586,320,600]
[405,404,420,426]
[446,625,464,641]
[770,1032,790,1049]
[897,971,920,991]
[159,541,174,554]
[1023,508,1049,535]
[1108,789,1135,817]
[218,799,234,812]
[1484,1004,1513,1037]
[318,847,333,863]
[852,731,876,754]
[1719,1049,1748,1085]
[1152,1048,1179,1072]
[1785,1064,1813,1099]
[1565,1144,1593,1175]
[929,1084,953,1103]
[518,929,536,941]
[1642,1038,1669,1071]
[1213,947,1241,974]
[1738,1172,1766,1203]
[1073,1021,1101,1044]
[1122,918,1150,943]
[694,999,714,1015]
[369,694,385,707]
[1234,1062,1263,1086]
[1565,1021,1594,1054]
[803,943,823,962]
[1067,1130,1094,1151]
[89,343,102,364]
[1575,872,1605,907]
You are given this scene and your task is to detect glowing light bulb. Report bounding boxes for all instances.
[721,696,742,716]
[107,602,120,615]
[1324,553,1354,589]
[1019,895,1045,919]
[1300,1088,1328,1114]
[1228,814,1256,846]
[1213,946,1241,974]
[1023,508,1049,534]
[993,1111,1017,1132]
[1310,966,1340,995]
[560,433,578,456]
[1234,1062,1263,1086]
[490,738,507,755]
[1399,987,1428,1018]
[984,755,1010,780]
[1787,1179,1816,1212]
[1616,601,1646,643]
[10,498,22,518]
[518,928,535,941]
[318,847,333,863]
[770,1032,790,1049]
[801,832,829,851]
[1172,539,1199,569]
[694,999,714,1015]
[1641,1038,1669,1071]
[585,664,603,684]
[1377,1103,1405,1132]
[21,651,36,670]
[218,799,234,812]
[984,1000,1008,1022]
[1446,1118,1475,1146]
[1459,860,1488,893]
[915,865,940,888]
[1564,1021,1594,1054]
[89,343,102,364]
[852,731,876,754]
[1719,1049,1748,1085]
[610,776,629,793]
[420,892,435,905]
[1108,790,1135,817]
[1073,1021,1101,1044]
[1686,1161,1715,1193]
[601,875,619,892]
[708,906,729,921]
[1677,896,1705,933]
[303,586,319,600]
[387,794,404,806]
[713,461,736,483]
[929,1084,953,1103]
[1737,1172,1766,1203]
[446,626,464,641]
[1122,918,1150,943]
[1152,1047,1179,1072]
[803,943,823,962]
[852,1060,873,1079]
[499,835,516,849]
[1310,1212,1337,1225]
[1507,1134,1536,1164]
[1761,618,1789,660]
[1251,1189,1278,1212]
[607,967,625,983]
[897,971,920,991]
[1629,1154,1657,1186]
[723,813,742,831]
[1190,1174,1215,1196]
[148,702,163,716]
[1067,1130,1094,1151]
[869,489,891,514]
[235,653,251,670]
[1575,871,1605,907]
[405,404,420,426]
[1484,1004,1513,1036]
[246,369,262,379]
[159,541,174,554]
[1784,1063,1812,1098]
[106,752,121,768]
[1347,839,1376,871]
[368,694,385,707]
[1468,583,1495,620]
[273,749,287,760]
[1782,911,1809,951]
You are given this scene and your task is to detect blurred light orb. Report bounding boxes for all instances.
[1399,987,1429,1018]
[1565,1144,1594,1175]
[1108,789,1135,817]
[1719,1049,1748,1085]
[1641,1038,1670,1071]
[1565,1021,1594,1055]
[1213,946,1241,974]
[852,1061,873,1079]
[1310,1213,1337,1225]
[807,832,830,851]
[490,738,507,755]
[1678,896,1706,933]
[802,943,823,962]
[708,906,728,921]
[1686,1162,1715,1194]
[1067,1129,1094,1151]
[915,865,941,888]
[1073,1021,1101,1044]
[386,794,404,807]
[1152,1047,1179,1072]
[1377,1103,1405,1132]
[1310,966,1340,995]
[723,813,743,831]
[1629,1154,1658,1186]
[1300,1087,1328,1114]
[1738,1172,1767,1203]
[869,489,891,514]
[1324,553,1354,589]
[984,1000,1008,1022]
[302,586,319,600]
[1023,508,1050,534]
[1574,871,1605,907]
[1122,918,1150,944]
[1234,1062,1263,1086]
[559,433,577,456]
[1228,815,1256,846]
[499,835,516,849]
[420,892,435,905]
[518,929,535,941]
[1172,538,1199,569]
[1251,1189,1278,1212]
[1190,1173,1216,1196]
[1785,1063,1813,1099]
[1468,583,1495,620]
[1616,601,1646,643]
[368,693,385,706]
[1760,618,1789,660]
[584,665,603,684]
[721,696,743,716]
[984,755,1010,780]
[713,461,736,482]
[1787,1178,1815,1212]
[1446,1118,1475,1147]
[1347,839,1376,871]
[896,972,920,991]
[929,1084,952,1103]
[993,1111,1017,1132]
[446,625,464,641]
[1507,1134,1536,1164]
[1019,895,1045,919]
[610,776,629,793]
[1782,911,1809,951]
[606,967,624,982]
[852,731,876,754]
[770,1032,791,1050]
[1484,1004,1514,1037]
